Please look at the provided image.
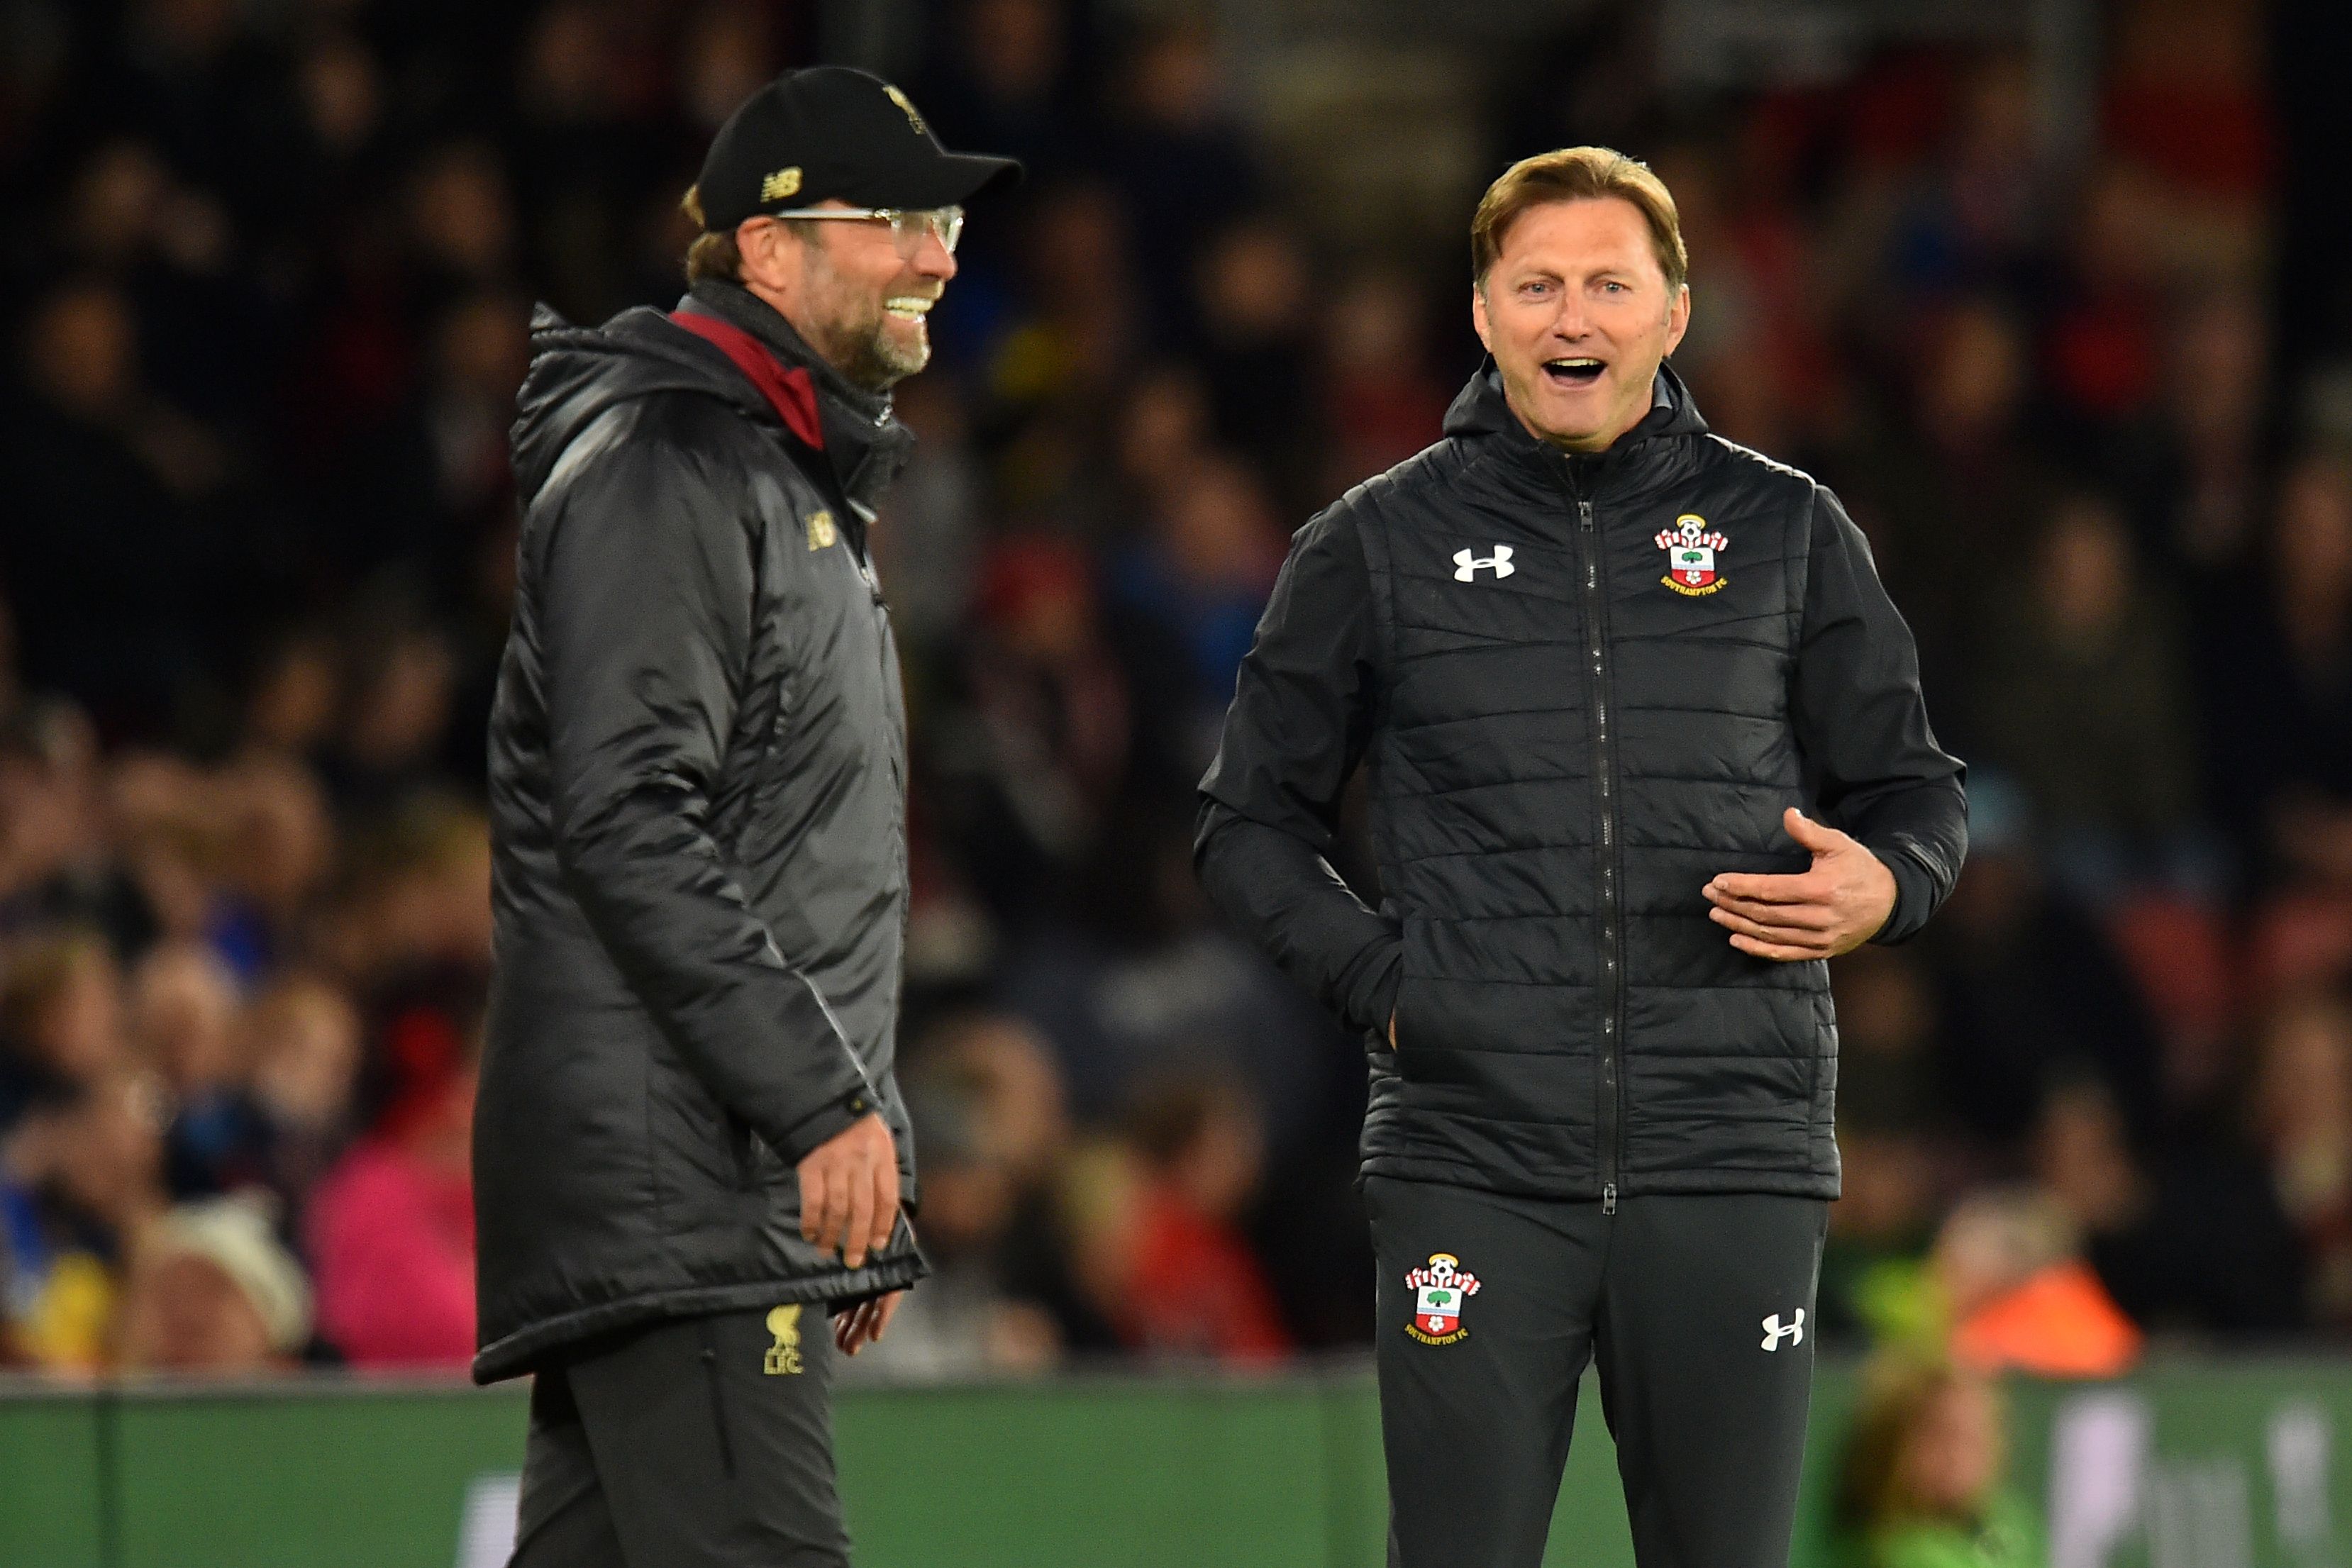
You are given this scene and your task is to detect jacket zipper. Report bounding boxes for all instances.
[1569,469,1626,1216]
[853,504,911,929]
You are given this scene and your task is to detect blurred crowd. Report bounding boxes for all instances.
[1,0,2348,1400]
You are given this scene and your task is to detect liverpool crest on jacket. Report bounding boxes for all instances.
[1656,514,1729,596]
[1404,1252,1481,1345]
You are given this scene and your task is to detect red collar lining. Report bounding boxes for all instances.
[666,309,826,450]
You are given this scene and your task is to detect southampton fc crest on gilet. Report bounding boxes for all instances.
[1655,514,1729,596]
[1404,1252,1482,1345]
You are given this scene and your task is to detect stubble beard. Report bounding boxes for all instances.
[803,250,929,391]
[853,313,929,389]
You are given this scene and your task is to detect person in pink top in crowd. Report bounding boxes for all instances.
[305,1006,476,1367]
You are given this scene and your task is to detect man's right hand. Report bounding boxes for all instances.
[1388,1011,1396,1049]
[797,1112,899,1269]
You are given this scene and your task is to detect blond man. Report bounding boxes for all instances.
[1197,149,1966,1567]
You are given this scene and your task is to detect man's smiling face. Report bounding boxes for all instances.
[790,212,953,389]
[1471,196,1690,453]
[736,200,957,391]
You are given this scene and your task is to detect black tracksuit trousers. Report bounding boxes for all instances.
[1365,1176,1829,1568]
[506,1306,850,1568]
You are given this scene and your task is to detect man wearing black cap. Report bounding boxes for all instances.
[474,67,1016,1567]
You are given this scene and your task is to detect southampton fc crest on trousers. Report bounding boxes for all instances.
[1655,514,1729,596]
[1404,1252,1482,1345]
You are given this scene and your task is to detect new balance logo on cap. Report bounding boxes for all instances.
[1454,545,1515,582]
[1760,1309,1805,1352]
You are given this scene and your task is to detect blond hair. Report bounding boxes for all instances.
[1470,146,1687,294]
[1833,1355,2000,1533]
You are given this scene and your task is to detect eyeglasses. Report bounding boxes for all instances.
[782,206,964,257]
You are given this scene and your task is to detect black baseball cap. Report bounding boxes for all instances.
[690,66,1021,232]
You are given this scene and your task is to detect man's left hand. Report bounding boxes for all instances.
[834,1290,902,1356]
[1702,807,1895,961]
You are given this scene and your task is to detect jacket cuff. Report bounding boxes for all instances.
[772,1086,879,1167]
[1866,843,1931,947]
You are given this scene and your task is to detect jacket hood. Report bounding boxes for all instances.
[511,284,915,512]
[513,303,749,504]
[1441,360,1709,460]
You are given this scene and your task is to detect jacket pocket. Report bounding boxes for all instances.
[725,1110,758,1190]
[648,1054,742,1203]
[1388,914,1432,1073]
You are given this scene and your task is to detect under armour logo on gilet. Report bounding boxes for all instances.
[1760,1309,1805,1351]
[1453,545,1516,582]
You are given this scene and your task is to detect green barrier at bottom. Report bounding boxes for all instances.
[0,1360,2345,1568]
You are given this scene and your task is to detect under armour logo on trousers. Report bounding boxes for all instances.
[1760,1309,1805,1351]
[1453,545,1516,581]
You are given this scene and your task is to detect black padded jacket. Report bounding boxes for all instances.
[1196,365,1966,1204]
[473,282,926,1383]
